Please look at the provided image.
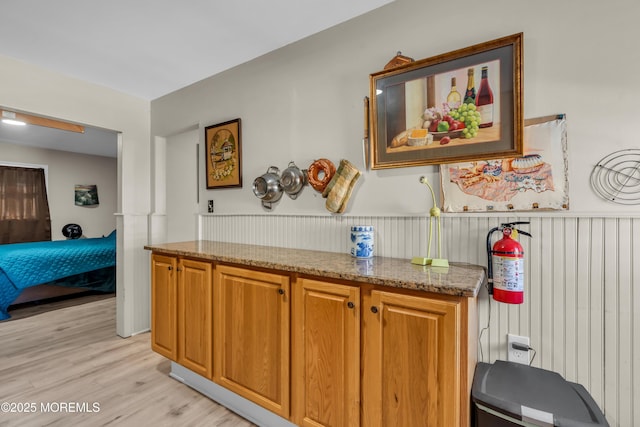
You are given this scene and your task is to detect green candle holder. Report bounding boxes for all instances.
[411,176,449,268]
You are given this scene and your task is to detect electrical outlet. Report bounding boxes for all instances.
[207,200,214,213]
[507,333,530,365]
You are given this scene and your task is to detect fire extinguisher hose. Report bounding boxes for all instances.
[486,226,500,293]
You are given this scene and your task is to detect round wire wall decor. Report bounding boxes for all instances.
[590,149,640,205]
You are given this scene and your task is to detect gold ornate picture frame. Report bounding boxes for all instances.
[369,33,523,169]
[205,118,242,189]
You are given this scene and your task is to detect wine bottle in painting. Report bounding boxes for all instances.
[463,68,476,104]
[446,77,461,110]
[476,66,494,128]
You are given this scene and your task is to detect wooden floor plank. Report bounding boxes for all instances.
[0,297,255,427]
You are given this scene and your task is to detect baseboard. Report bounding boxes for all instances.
[170,362,296,427]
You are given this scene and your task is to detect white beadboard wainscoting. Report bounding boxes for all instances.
[199,213,639,427]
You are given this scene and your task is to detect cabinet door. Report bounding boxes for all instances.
[151,254,178,361]
[362,290,461,427]
[292,278,360,427]
[177,258,213,378]
[213,264,290,418]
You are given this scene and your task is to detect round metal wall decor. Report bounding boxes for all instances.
[590,149,640,205]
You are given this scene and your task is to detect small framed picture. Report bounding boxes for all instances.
[205,118,242,189]
[75,184,99,206]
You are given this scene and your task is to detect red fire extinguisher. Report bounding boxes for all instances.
[486,222,531,304]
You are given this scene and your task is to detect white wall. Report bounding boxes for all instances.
[0,54,151,337]
[0,142,117,239]
[151,0,640,217]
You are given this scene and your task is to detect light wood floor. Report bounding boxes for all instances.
[0,297,255,427]
[5,292,115,322]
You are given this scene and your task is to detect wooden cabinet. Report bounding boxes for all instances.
[292,277,360,427]
[150,254,212,378]
[362,289,473,427]
[177,258,212,378]
[151,254,177,360]
[149,247,479,427]
[213,264,291,418]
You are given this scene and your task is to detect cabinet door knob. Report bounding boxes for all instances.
[278,289,285,295]
[167,266,173,271]
[347,301,355,309]
[370,306,378,314]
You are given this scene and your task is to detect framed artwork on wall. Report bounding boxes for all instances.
[205,118,242,189]
[440,114,568,212]
[369,33,523,169]
[75,184,99,206]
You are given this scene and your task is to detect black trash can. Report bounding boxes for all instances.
[472,360,609,426]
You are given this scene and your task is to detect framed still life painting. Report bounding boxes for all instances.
[205,118,242,189]
[369,33,523,169]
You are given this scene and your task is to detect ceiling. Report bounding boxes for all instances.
[0,0,392,158]
[0,118,119,158]
[0,0,391,100]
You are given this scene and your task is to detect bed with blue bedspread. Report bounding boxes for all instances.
[0,231,116,320]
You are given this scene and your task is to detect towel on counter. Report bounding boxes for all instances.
[322,159,361,213]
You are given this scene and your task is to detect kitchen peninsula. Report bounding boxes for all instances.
[145,240,486,427]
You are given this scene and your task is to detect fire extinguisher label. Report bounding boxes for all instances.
[493,256,524,291]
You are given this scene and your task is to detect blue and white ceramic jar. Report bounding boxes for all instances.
[350,225,374,258]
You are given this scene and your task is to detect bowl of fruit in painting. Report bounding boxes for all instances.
[422,103,482,141]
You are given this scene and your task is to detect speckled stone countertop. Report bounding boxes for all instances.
[144,240,486,297]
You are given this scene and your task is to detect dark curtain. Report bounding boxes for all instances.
[0,166,52,244]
